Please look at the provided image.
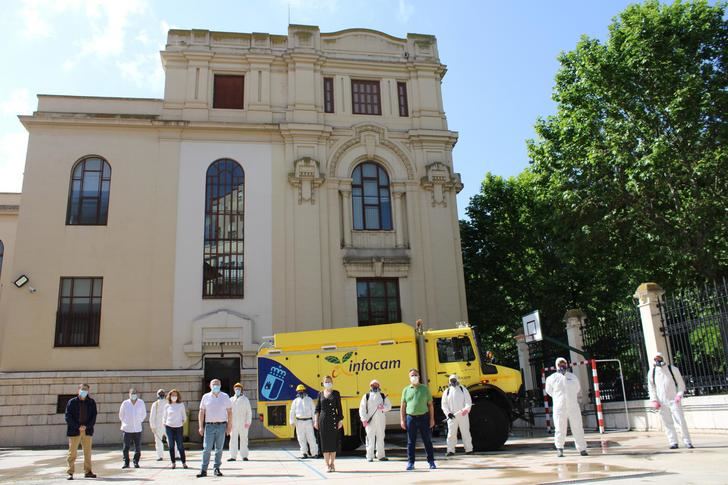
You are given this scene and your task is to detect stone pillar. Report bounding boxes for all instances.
[393,190,404,248]
[340,185,352,248]
[515,332,534,392]
[634,282,670,363]
[564,309,590,406]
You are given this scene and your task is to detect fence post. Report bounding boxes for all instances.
[564,309,590,406]
[515,331,535,392]
[634,282,669,362]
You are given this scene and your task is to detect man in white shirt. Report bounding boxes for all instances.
[149,389,168,461]
[197,379,233,478]
[119,388,147,469]
[441,374,473,456]
[289,384,318,459]
[359,379,392,462]
[228,382,253,462]
[648,351,694,449]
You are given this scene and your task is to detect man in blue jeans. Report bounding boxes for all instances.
[400,368,436,470]
[197,379,233,478]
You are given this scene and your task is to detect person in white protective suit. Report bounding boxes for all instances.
[359,379,393,462]
[544,357,588,457]
[228,382,253,461]
[441,374,473,456]
[290,384,319,459]
[647,352,694,449]
[149,389,168,461]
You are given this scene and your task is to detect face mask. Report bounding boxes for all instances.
[449,380,458,387]
[297,392,305,398]
[654,360,664,367]
[171,396,178,402]
[130,394,138,401]
[558,367,568,375]
[371,387,380,393]
[235,389,242,397]
[212,385,221,393]
[79,390,88,398]
[410,376,419,385]
[323,382,333,389]
[158,395,165,400]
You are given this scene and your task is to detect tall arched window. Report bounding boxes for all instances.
[66,156,112,225]
[352,162,392,230]
[203,159,245,298]
[0,240,4,279]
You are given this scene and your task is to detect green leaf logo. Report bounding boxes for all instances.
[324,356,341,364]
[342,352,353,363]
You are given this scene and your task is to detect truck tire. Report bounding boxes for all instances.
[470,400,509,451]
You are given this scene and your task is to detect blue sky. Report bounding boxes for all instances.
[0,0,642,217]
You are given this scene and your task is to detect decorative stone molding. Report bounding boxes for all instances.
[342,249,410,278]
[288,157,325,205]
[184,309,253,357]
[328,124,415,179]
[420,162,463,207]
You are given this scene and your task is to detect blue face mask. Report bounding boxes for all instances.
[212,385,221,393]
[235,389,241,397]
[130,394,138,401]
[79,390,88,398]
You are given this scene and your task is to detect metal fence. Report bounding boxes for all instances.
[581,306,650,401]
[658,279,728,396]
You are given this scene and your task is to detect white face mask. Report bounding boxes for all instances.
[323,382,333,389]
[130,394,138,401]
[171,395,178,402]
[235,389,242,397]
[410,375,419,385]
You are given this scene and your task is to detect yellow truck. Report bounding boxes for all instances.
[257,322,522,451]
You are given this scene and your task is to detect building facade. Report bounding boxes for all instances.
[0,25,466,445]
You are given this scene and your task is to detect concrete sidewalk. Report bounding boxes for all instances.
[0,430,726,484]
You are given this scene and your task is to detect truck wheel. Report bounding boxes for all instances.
[470,400,509,451]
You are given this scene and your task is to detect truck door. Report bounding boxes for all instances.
[433,335,480,395]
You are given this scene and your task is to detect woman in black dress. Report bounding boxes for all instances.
[314,375,343,472]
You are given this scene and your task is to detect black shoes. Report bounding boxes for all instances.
[196,471,207,478]
[687,444,695,449]
[84,472,97,478]
[67,475,73,481]
[557,448,564,457]
[183,463,189,469]
[133,463,139,468]
[227,458,236,462]
[670,444,679,449]
[172,463,176,469]
[379,457,389,461]
[243,457,249,461]
[580,450,589,456]
[122,463,130,469]
[214,468,223,477]
[465,451,474,455]
[446,452,455,457]
[157,458,163,462]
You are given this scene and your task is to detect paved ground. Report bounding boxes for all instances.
[0,430,726,484]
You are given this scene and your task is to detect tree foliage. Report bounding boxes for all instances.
[462,0,727,364]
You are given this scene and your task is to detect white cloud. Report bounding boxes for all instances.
[0,130,28,192]
[117,53,164,91]
[0,89,35,116]
[398,0,414,23]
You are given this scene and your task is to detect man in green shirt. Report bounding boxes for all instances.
[400,368,436,470]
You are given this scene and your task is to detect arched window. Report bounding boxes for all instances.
[0,240,4,279]
[352,162,392,230]
[203,159,245,298]
[66,156,111,225]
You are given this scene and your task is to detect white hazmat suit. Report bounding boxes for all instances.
[358,390,392,460]
[441,383,473,454]
[290,394,318,457]
[149,397,168,459]
[544,358,587,453]
[647,361,692,447]
[229,391,253,460]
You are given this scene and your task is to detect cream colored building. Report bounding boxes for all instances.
[0,25,466,446]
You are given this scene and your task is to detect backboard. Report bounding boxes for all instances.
[522,310,543,343]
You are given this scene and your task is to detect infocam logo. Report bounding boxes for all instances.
[348,358,401,372]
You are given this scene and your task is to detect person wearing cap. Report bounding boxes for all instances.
[228,382,253,462]
[544,358,588,457]
[441,374,473,456]
[358,379,392,462]
[647,352,694,449]
[290,384,318,459]
[149,389,168,461]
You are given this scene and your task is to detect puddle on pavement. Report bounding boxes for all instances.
[491,461,657,483]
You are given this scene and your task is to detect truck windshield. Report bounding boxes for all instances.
[436,336,476,363]
[470,326,497,375]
